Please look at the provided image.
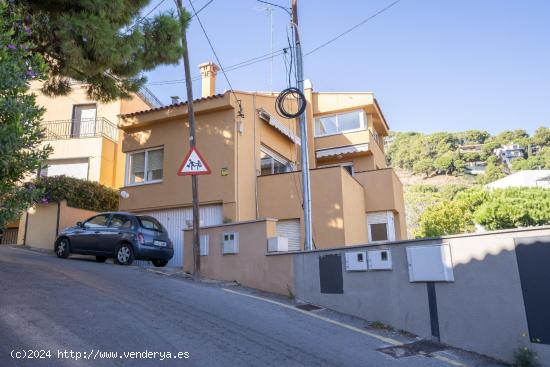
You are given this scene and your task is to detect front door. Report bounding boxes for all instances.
[71,104,97,137]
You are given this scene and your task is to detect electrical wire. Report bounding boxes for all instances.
[188,0,246,116]
[305,0,402,56]
[124,0,167,34]
[146,48,287,86]
[255,0,291,15]
[189,0,215,19]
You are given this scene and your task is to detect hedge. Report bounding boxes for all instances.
[28,176,119,212]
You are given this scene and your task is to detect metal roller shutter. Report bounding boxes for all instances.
[276,219,301,251]
[138,205,222,267]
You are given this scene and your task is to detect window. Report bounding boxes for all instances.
[138,216,163,232]
[315,110,365,137]
[84,214,110,228]
[342,163,354,176]
[72,104,97,137]
[370,223,388,241]
[127,148,163,185]
[109,215,133,229]
[260,147,290,176]
[367,211,396,243]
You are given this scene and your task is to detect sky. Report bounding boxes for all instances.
[142,0,550,135]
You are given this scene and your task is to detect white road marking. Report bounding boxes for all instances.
[222,288,467,367]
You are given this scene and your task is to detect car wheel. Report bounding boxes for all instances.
[55,238,70,259]
[95,256,107,263]
[116,243,134,266]
[152,259,168,267]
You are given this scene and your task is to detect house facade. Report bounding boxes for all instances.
[34,82,160,188]
[494,143,526,166]
[118,62,407,266]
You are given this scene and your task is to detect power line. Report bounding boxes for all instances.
[146,48,287,86]
[125,0,167,34]
[188,0,243,116]
[190,0,215,19]
[255,0,291,15]
[305,0,402,56]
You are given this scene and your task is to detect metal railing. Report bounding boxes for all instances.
[42,117,118,142]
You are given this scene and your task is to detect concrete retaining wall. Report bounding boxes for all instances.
[293,227,550,365]
[184,219,294,296]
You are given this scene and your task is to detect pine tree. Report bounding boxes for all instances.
[11,0,190,102]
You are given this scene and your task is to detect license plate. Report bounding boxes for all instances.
[154,240,166,247]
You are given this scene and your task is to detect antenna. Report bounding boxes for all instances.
[256,4,274,93]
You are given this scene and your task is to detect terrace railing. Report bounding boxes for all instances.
[42,117,118,142]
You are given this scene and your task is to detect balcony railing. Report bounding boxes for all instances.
[42,117,118,142]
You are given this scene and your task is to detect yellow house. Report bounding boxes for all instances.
[33,82,158,188]
[119,62,407,267]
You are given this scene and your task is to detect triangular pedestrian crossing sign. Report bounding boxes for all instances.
[177,146,211,176]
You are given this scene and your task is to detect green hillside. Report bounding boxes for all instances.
[386,127,550,238]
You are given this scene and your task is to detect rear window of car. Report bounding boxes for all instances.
[137,216,164,232]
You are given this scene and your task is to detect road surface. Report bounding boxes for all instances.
[0,246,499,366]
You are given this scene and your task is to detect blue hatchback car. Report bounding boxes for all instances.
[54,212,174,267]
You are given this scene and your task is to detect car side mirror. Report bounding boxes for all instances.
[76,221,83,227]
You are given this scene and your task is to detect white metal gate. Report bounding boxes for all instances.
[139,205,223,267]
[276,219,301,251]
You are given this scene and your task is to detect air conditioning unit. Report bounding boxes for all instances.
[267,237,289,252]
[367,249,392,270]
[222,232,239,254]
[345,251,368,271]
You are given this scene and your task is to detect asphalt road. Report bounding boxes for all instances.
[0,246,494,367]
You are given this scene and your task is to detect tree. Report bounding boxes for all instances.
[0,3,52,229]
[412,158,434,177]
[532,126,550,147]
[475,188,550,230]
[459,130,490,144]
[414,200,473,238]
[433,155,455,174]
[477,156,507,185]
[11,1,188,101]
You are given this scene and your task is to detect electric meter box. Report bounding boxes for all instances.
[345,251,368,271]
[367,249,393,270]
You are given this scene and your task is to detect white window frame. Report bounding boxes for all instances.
[314,109,366,138]
[367,211,396,243]
[125,146,164,186]
[259,146,291,176]
[318,162,354,176]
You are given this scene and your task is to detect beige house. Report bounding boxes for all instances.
[34,82,159,188]
[119,62,406,267]
[0,84,160,247]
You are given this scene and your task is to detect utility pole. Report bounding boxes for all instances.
[291,0,313,251]
[175,0,201,279]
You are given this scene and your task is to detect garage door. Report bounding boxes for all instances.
[140,205,223,267]
[276,219,301,251]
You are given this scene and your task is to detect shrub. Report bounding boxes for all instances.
[29,176,119,212]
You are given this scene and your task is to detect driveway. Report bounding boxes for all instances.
[0,246,503,366]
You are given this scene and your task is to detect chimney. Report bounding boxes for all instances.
[198,61,220,98]
[170,96,180,105]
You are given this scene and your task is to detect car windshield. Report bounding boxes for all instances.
[138,216,164,232]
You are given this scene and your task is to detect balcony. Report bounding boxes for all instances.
[42,117,118,142]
